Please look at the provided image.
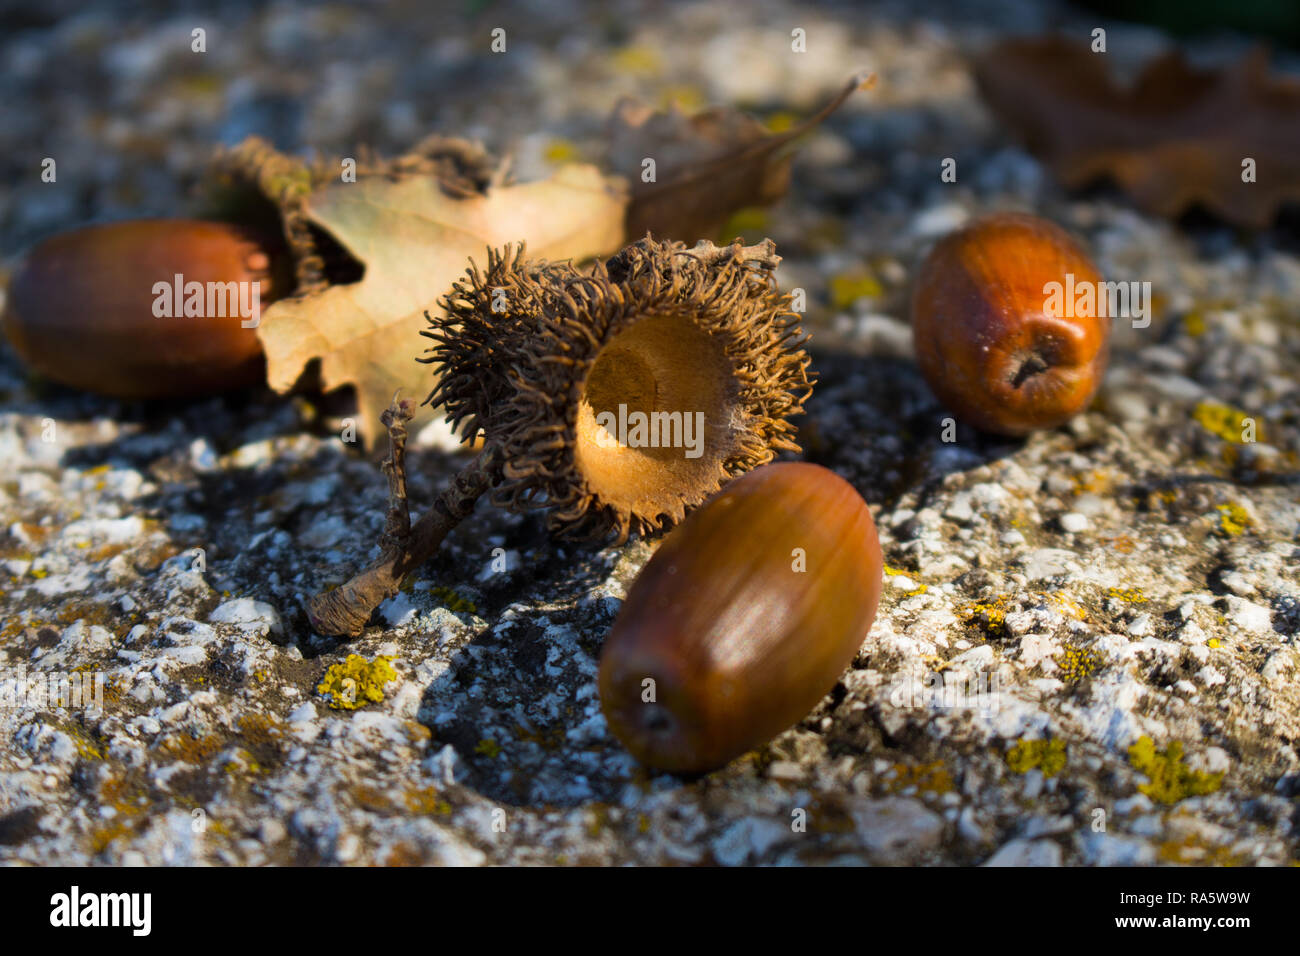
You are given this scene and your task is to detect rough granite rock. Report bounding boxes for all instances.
[0,0,1298,866]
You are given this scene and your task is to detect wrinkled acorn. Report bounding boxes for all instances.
[910,212,1110,436]
[598,461,883,774]
[2,218,288,399]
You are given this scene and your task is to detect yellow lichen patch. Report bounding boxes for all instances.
[1110,533,1137,554]
[60,722,105,761]
[1152,488,1180,509]
[657,84,706,112]
[1048,592,1087,621]
[886,565,929,596]
[316,654,398,710]
[1070,469,1114,495]
[921,654,952,673]
[1055,643,1101,684]
[829,272,884,309]
[431,586,477,615]
[1216,503,1252,536]
[543,139,580,164]
[86,542,133,562]
[234,713,285,754]
[763,110,800,133]
[960,597,1009,637]
[1157,834,1242,866]
[1127,736,1224,805]
[585,804,610,838]
[1006,738,1067,777]
[157,732,226,764]
[1183,311,1207,337]
[474,738,501,758]
[403,787,453,816]
[611,44,662,75]
[90,775,151,854]
[1193,401,1263,445]
[885,760,954,795]
[1107,587,1148,604]
[351,783,395,814]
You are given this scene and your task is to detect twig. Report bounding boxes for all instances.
[306,398,497,637]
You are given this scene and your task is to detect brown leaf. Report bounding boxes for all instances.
[255,164,627,448]
[610,71,873,241]
[974,36,1300,228]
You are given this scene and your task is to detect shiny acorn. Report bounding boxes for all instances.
[598,461,883,774]
[2,218,288,399]
[910,212,1110,436]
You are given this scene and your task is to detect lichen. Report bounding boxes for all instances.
[316,654,398,710]
[1126,736,1224,805]
[404,787,453,816]
[1006,738,1067,777]
[1054,643,1100,684]
[960,597,1009,637]
[431,585,477,615]
[829,272,883,309]
[1216,502,1252,536]
[885,760,954,794]
[1193,401,1263,445]
[158,732,225,764]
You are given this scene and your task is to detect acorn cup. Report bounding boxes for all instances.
[1,218,290,398]
[598,461,883,774]
[306,236,815,637]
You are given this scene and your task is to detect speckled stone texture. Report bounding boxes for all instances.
[0,0,1297,865]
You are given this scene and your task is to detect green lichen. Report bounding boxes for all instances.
[1127,736,1224,805]
[431,586,477,615]
[316,654,398,710]
[1006,738,1067,777]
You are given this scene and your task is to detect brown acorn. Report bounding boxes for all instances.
[598,461,883,774]
[910,212,1110,436]
[2,218,289,399]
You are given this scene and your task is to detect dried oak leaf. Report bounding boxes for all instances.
[974,37,1300,227]
[611,71,873,241]
[250,155,628,448]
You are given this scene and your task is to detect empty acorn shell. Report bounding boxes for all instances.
[2,218,288,399]
[598,461,883,774]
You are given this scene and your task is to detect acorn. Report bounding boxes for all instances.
[598,461,882,774]
[910,212,1110,436]
[2,218,290,399]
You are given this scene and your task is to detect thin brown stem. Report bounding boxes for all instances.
[306,399,497,637]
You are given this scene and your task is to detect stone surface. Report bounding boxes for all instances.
[0,0,1298,867]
